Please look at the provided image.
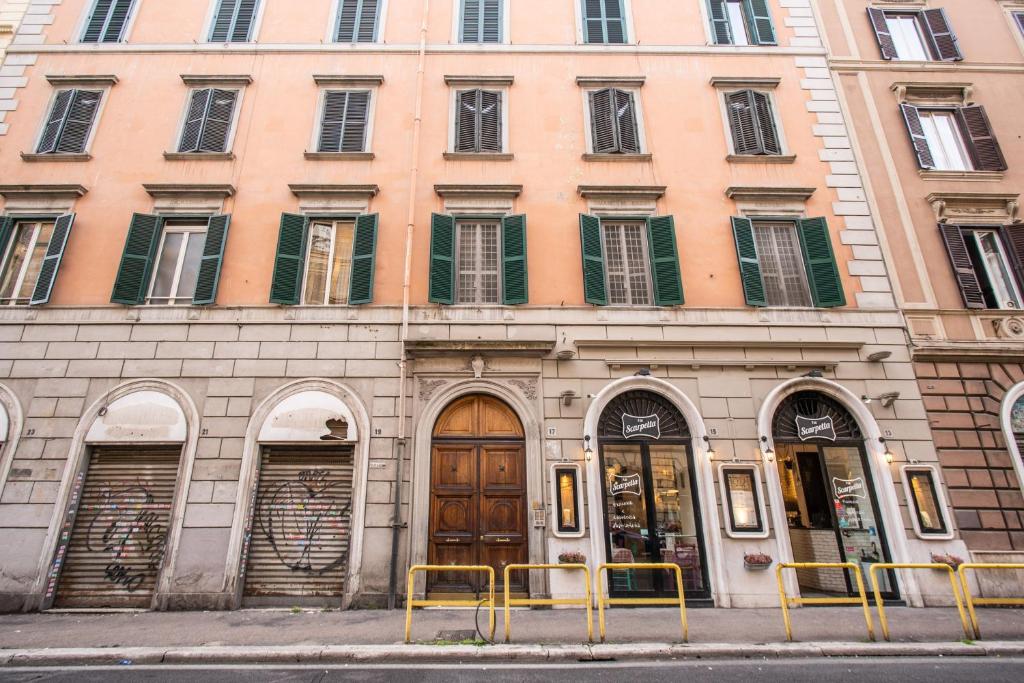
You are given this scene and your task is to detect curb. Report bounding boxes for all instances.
[3,641,1023,666]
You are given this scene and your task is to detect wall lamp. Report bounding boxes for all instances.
[584,435,593,462]
[702,435,716,460]
[862,391,900,408]
[560,390,579,406]
[760,435,775,462]
[879,436,895,464]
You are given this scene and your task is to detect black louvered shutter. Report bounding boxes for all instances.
[751,91,780,154]
[730,217,767,307]
[797,217,845,308]
[348,213,378,305]
[589,89,616,154]
[83,0,114,42]
[579,214,607,305]
[0,217,14,258]
[54,90,101,154]
[614,89,639,154]
[36,90,73,154]
[744,0,776,45]
[727,90,759,155]
[1016,13,1024,38]
[1002,224,1024,294]
[357,0,379,41]
[319,91,348,152]
[231,0,258,42]
[707,0,733,45]
[429,213,455,304]
[193,214,230,305]
[210,0,237,41]
[501,214,527,305]
[178,89,211,153]
[956,106,1007,172]
[867,8,897,60]
[461,0,500,43]
[583,0,625,44]
[30,213,75,306]
[198,89,237,153]
[455,90,479,153]
[900,104,935,169]
[336,0,379,42]
[647,216,684,306]
[341,91,370,152]
[269,213,309,305]
[922,8,962,62]
[939,224,985,309]
[111,213,162,305]
[479,90,502,152]
[210,0,257,42]
[83,0,134,43]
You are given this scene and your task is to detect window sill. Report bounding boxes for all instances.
[20,152,91,162]
[919,169,1005,182]
[304,151,375,161]
[163,152,235,161]
[727,154,796,164]
[443,152,514,161]
[581,153,652,162]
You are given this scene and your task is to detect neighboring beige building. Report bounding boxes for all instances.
[0,0,972,614]
[817,0,1024,569]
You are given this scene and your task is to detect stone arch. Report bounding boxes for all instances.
[0,383,25,507]
[999,381,1024,503]
[226,378,372,608]
[582,375,728,606]
[30,379,200,610]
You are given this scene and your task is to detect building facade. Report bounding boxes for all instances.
[0,0,980,613]
[0,1,31,99]
[817,0,1024,572]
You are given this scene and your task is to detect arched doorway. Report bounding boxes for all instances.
[597,390,711,602]
[428,394,527,598]
[771,391,898,600]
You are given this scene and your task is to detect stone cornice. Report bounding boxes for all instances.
[725,186,816,202]
[444,75,514,86]
[926,192,1020,225]
[0,184,88,200]
[575,76,645,88]
[434,184,522,198]
[709,76,781,90]
[46,74,119,87]
[313,74,384,87]
[180,74,253,87]
[405,340,555,358]
[143,184,236,199]
[577,185,666,201]
[289,184,380,199]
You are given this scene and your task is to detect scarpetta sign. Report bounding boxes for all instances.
[621,414,661,439]
[795,415,836,441]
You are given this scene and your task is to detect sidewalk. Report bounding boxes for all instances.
[1,606,1022,665]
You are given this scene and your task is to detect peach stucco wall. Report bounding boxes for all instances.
[2,1,853,308]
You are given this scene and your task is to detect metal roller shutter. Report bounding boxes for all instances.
[242,447,355,606]
[53,447,181,608]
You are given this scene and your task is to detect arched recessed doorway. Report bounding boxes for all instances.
[771,391,898,600]
[428,394,527,598]
[597,390,711,602]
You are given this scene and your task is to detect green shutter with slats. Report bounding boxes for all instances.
[348,213,378,305]
[797,217,846,308]
[579,213,606,306]
[0,216,14,259]
[646,215,684,306]
[110,213,162,305]
[743,0,776,45]
[193,214,230,305]
[428,213,455,304]
[730,217,767,307]
[706,0,733,44]
[269,213,309,305]
[30,213,75,306]
[501,214,528,305]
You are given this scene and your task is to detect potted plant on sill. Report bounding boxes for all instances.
[743,552,773,571]
[557,551,587,565]
[930,552,965,570]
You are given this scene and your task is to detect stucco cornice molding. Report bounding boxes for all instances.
[725,186,816,202]
[434,184,522,198]
[289,184,380,199]
[443,75,514,87]
[405,340,554,358]
[180,74,253,87]
[926,192,1020,225]
[312,74,384,87]
[709,77,781,90]
[575,76,645,88]
[577,185,666,201]
[0,184,88,200]
[832,59,1024,74]
[143,184,236,199]
[872,0,926,8]
[45,74,119,87]
[890,81,973,106]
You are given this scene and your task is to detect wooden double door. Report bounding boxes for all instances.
[428,395,528,596]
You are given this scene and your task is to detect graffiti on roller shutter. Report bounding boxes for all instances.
[258,468,352,573]
[85,483,169,592]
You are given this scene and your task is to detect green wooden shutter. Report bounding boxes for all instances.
[501,214,528,305]
[0,216,14,258]
[646,216,684,306]
[192,214,230,305]
[797,217,846,308]
[707,0,733,44]
[30,213,75,306]
[111,213,162,305]
[348,213,378,305]
[730,217,767,307]
[269,213,309,305]
[428,213,455,304]
[579,213,606,305]
[743,0,776,45]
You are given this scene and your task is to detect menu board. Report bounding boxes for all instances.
[723,467,764,533]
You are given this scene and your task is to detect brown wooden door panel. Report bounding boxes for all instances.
[481,543,528,592]
[428,544,478,592]
[430,496,476,539]
[480,446,525,490]
[480,397,525,438]
[431,445,476,490]
[479,496,525,537]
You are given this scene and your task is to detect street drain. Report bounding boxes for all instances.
[436,630,478,642]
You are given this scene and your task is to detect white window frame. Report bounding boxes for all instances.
[327,0,389,44]
[917,108,973,172]
[717,463,770,539]
[574,0,635,46]
[549,462,586,539]
[715,87,790,157]
[76,0,141,44]
[1007,9,1024,56]
[751,219,814,308]
[453,218,503,305]
[963,228,1024,310]
[299,217,358,306]
[171,87,245,154]
[145,220,209,306]
[580,86,648,155]
[451,0,510,44]
[999,381,1024,506]
[0,219,55,306]
[203,0,267,43]
[899,464,954,541]
[32,87,110,156]
[725,0,753,46]
[310,87,377,153]
[883,11,933,61]
[600,220,653,306]
[447,86,509,153]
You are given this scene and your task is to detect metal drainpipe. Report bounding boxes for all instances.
[387,0,430,611]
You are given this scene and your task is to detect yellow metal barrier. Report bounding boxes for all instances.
[776,562,875,642]
[596,562,688,643]
[503,563,593,643]
[868,563,971,641]
[404,564,496,644]
[957,562,1024,639]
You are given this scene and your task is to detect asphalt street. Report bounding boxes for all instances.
[1,658,1023,682]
